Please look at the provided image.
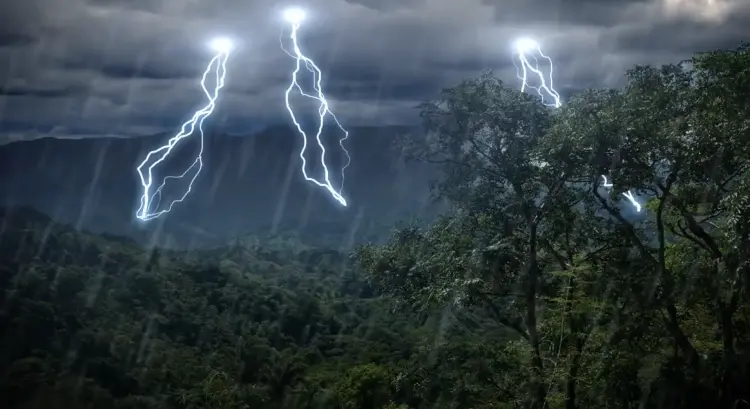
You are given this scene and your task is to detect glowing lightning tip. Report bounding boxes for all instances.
[514,37,538,52]
[209,37,233,53]
[283,7,306,23]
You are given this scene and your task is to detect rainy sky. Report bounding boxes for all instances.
[0,0,747,146]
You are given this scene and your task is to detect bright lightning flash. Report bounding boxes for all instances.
[601,176,642,213]
[135,38,232,221]
[510,37,640,213]
[513,38,561,108]
[621,191,642,212]
[281,7,350,207]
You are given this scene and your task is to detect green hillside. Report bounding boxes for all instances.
[0,206,419,408]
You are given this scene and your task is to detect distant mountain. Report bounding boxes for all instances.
[0,125,441,248]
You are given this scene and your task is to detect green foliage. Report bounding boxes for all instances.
[355,44,750,408]
[0,207,419,409]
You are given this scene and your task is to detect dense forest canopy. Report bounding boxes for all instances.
[355,43,750,408]
[1,44,749,409]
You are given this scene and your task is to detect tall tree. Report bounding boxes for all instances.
[547,44,750,406]
[356,72,596,408]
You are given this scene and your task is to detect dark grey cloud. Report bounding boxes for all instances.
[604,3,750,54]
[0,33,37,47]
[0,84,82,98]
[483,0,650,27]
[0,0,746,143]
[87,0,159,13]
[0,2,47,45]
[61,52,207,80]
[344,0,426,12]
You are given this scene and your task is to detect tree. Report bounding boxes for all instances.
[548,44,750,406]
[330,364,394,409]
[356,72,596,407]
[355,45,750,409]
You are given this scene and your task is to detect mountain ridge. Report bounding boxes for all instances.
[0,124,440,248]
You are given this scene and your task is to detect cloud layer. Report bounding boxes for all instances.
[0,0,746,143]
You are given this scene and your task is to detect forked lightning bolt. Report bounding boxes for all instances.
[135,38,232,221]
[513,38,561,108]
[512,37,640,212]
[281,7,350,207]
[601,176,642,212]
[622,191,641,212]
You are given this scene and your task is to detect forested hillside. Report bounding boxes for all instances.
[0,206,509,409]
[0,206,421,409]
[1,44,750,409]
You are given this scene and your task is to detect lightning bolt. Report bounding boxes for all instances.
[601,176,641,212]
[280,7,350,207]
[513,38,562,108]
[135,38,231,221]
[621,190,642,213]
[512,38,641,212]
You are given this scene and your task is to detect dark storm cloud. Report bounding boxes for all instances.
[0,33,37,47]
[482,0,638,27]
[309,59,450,101]
[0,84,83,98]
[604,3,750,54]
[87,0,160,13]
[344,0,426,12]
[0,0,746,143]
[0,2,48,45]
[328,79,443,101]
[61,54,207,80]
[100,62,203,80]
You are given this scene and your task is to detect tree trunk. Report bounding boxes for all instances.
[664,303,701,366]
[718,306,737,407]
[565,283,584,409]
[564,337,583,409]
[525,223,546,407]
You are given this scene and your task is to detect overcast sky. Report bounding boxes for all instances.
[0,0,747,144]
